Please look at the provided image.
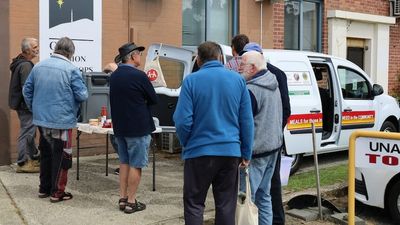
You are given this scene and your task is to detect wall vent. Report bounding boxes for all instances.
[390,0,400,17]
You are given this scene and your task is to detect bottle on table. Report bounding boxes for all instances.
[100,106,107,126]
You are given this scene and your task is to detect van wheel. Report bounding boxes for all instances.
[387,180,400,221]
[380,121,396,132]
[288,154,303,175]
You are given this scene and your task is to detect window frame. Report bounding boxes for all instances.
[182,0,237,47]
[284,0,323,52]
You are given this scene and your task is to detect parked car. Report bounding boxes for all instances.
[146,44,400,174]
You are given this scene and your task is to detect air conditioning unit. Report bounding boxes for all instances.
[390,0,400,17]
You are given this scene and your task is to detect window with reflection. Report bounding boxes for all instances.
[182,0,232,46]
[284,0,321,52]
[338,67,371,100]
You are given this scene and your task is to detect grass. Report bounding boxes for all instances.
[284,164,348,192]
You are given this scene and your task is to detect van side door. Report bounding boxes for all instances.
[146,44,194,128]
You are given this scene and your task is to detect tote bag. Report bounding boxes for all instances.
[235,168,259,225]
[144,44,167,88]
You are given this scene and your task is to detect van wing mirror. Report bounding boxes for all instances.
[372,84,384,96]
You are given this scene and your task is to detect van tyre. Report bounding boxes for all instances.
[387,180,400,222]
[289,154,303,175]
[380,121,396,132]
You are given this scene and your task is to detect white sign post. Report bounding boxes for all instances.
[39,0,102,72]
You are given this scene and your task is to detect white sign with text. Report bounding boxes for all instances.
[355,137,400,170]
[39,0,102,72]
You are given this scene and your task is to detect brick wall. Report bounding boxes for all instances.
[272,2,285,49]
[388,18,400,97]
[0,0,11,165]
[8,0,40,161]
[325,0,389,16]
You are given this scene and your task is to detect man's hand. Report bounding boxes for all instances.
[240,158,250,168]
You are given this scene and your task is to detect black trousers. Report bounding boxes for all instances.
[271,152,285,225]
[184,156,240,225]
[38,128,72,197]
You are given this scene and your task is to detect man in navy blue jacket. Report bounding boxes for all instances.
[174,41,254,225]
[110,42,157,214]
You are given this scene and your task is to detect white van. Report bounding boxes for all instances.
[146,44,400,174]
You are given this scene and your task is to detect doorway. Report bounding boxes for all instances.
[347,38,365,70]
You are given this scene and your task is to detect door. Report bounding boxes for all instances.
[146,44,194,127]
[266,51,323,155]
[331,58,375,148]
[310,61,341,145]
[347,38,365,70]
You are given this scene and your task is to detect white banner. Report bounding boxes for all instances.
[39,0,102,72]
[355,137,400,170]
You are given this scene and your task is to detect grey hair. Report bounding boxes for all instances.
[121,50,140,63]
[54,37,75,59]
[121,51,133,63]
[242,51,266,71]
[21,38,37,53]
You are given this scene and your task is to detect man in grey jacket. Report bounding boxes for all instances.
[240,51,283,225]
[9,37,40,173]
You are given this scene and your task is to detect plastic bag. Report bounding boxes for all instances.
[144,45,167,88]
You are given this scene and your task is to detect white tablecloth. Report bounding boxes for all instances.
[77,123,163,135]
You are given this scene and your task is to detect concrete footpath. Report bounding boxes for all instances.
[0,151,339,225]
[0,152,220,225]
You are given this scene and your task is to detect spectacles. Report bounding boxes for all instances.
[240,62,253,67]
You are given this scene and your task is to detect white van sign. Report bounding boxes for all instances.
[286,71,312,86]
[355,137,400,169]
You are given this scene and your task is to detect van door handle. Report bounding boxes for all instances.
[310,109,321,114]
[344,108,352,112]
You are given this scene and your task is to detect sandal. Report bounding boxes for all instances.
[124,199,146,214]
[38,192,50,198]
[50,192,73,203]
[118,197,128,211]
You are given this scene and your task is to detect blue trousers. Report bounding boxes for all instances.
[245,151,279,225]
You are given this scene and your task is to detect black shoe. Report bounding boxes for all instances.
[114,168,119,175]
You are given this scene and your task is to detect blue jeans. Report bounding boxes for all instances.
[241,151,279,225]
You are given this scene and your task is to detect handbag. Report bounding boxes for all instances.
[235,167,259,225]
[144,44,167,88]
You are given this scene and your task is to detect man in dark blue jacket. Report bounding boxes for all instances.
[110,42,157,214]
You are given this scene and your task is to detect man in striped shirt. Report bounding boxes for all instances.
[225,34,249,72]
